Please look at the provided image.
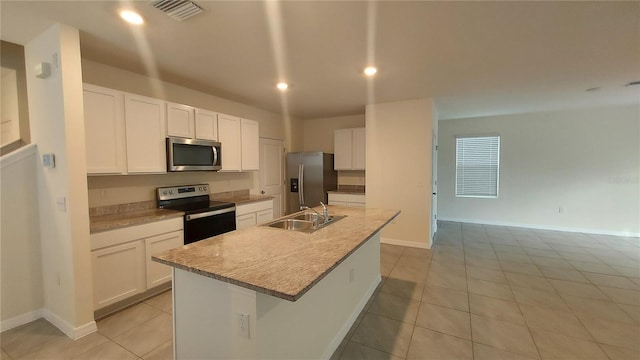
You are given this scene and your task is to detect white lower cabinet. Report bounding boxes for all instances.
[145,230,184,289]
[91,218,183,310]
[91,240,146,310]
[328,193,366,207]
[235,199,274,230]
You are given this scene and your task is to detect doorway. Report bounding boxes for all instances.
[259,138,285,218]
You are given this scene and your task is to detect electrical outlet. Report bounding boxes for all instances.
[239,313,249,338]
[558,207,564,214]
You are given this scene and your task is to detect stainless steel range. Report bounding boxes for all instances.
[157,184,236,244]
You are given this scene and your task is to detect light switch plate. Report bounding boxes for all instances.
[56,197,66,212]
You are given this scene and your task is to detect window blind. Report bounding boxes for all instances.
[455,136,500,198]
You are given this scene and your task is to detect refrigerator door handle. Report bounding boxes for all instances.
[299,163,305,207]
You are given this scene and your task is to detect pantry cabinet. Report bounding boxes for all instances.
[124,93,167,174]
[334,128,365,170]
[83,84,127,174]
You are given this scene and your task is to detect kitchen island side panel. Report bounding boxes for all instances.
[172,232,381,359]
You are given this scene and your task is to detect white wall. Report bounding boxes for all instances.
[366,98,434,248]
[81,60,302,206]
[24,23,95,338]
[437,105,640,236]
[1,145,44,329]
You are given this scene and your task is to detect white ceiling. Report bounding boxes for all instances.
[1,1,638,120]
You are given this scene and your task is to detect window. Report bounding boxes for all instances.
[455,135,500,198]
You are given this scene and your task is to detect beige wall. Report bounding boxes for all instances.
[1,146,43,327]
[303,114,366,187]
[303,114,365,153]
[438,105,640,236]
[81,60,301,206]
[366,99,434,248]
[25,23,94,337]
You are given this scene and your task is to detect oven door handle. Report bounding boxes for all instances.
[185,207,236,221]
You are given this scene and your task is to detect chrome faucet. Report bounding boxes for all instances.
[320,201,329,221]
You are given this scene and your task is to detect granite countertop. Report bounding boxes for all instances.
[153,206,400,302]
[216,194,274,205]
[90,208,184,234]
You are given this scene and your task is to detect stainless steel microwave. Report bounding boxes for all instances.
[166,137,222,172]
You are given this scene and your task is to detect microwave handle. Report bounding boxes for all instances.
[212,146,218,167]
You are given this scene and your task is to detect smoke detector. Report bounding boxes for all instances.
[152,0,203,21]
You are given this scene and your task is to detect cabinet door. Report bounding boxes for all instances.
[217,114,242,171]
[92,240,145,309]
[352,127,366,170]
[334,129,353,170]
[236,213,256,230]
[195,108,218,141]
[241,119,259,171]
[256,208,274,225]
[83,84,126,174]
[124,94,167,173]
[167,102,194,139]
[145,230,184,289]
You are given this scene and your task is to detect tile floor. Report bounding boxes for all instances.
[2,222,639,360]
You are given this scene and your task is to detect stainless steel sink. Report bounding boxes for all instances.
[265,213,347,233]
[268,219,315,231]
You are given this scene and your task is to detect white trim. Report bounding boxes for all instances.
[42,309,97,340]
[438,217,640,238]
[381,237,432,249]
[0,308,44,332]
[321,274,381,360]
[0,143,37,169]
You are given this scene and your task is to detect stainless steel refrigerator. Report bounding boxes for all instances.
[286,152,337,214]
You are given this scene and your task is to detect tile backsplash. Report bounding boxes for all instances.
[338,170,365,186]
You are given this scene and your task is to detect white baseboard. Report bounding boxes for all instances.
[437,217,640,238]
[381,237,432,249]
[42,309,97,340]
[322,274,381,360]
[1,308,44,332]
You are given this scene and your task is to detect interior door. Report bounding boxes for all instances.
[431,128,438,242]
[259,138,285,218]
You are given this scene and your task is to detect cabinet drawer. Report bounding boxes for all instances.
[91,217,183,251]
[235,199,273,216]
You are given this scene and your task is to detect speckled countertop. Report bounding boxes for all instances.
[153,206,399,302]
[214,194,274,205]
[90,208,184,234]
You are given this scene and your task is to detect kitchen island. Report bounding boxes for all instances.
[153,205,399,359]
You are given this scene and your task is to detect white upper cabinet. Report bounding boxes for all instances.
[167,102,194,139]
[334,128,365,170]
[241,119,259,171]
[352,127,366,170]
[195,108,218,141]
[217,114,242,171]
[83,84,126,174]
[124,93,167,174]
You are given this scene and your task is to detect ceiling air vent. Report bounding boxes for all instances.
[152,0,203,21]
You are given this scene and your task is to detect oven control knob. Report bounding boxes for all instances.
[162,191,167,195]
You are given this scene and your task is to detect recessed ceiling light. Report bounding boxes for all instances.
[364,67,377,76]
[277,82,288,91]
[120,10,144,25]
